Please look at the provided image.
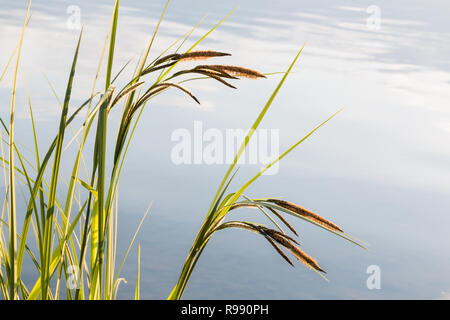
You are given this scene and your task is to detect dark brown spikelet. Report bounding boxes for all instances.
[203,65,266,79]
[260,233,294,267]
[153,51,230,66]
[216,221,324,272]
[288,244,326,273]
[268,199,343,232]
[178,50,231,61]
[216,221,293,266]
[194,65,239,79]
[259,226,325,273]
[263,228,298,245]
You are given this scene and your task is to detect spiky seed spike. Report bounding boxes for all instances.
[263,229,325,272]
[215,221,294,266]
[261,234,294,267]
[215,221,324,272]
[255,225,324,272]
[179,50,231,61]
[268,199,343,232]
[259,227,292,249]
[153,51,230,66]
[263,228,299,245]
[289,245,326,273]
[194,65,239,79]
[203,65,266,79]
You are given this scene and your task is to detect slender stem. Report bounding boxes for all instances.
[8,0,32,300]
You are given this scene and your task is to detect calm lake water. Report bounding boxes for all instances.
[0,0,450,299]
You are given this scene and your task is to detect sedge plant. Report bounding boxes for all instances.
[0,0,364,300]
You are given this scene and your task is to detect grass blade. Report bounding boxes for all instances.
[41,28,83,300]
[105,0,120,89]
[7,0,32,300]
[135,243,140,300]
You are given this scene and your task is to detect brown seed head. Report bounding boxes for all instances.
[260,226,324,273]
[289,244,325,273]
[179,50,231,61]
[200,65,266,79]
[268,199,343,232]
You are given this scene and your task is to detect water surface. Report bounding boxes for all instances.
[0,0,449,299]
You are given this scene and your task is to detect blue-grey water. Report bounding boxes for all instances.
[0,0,449,299]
